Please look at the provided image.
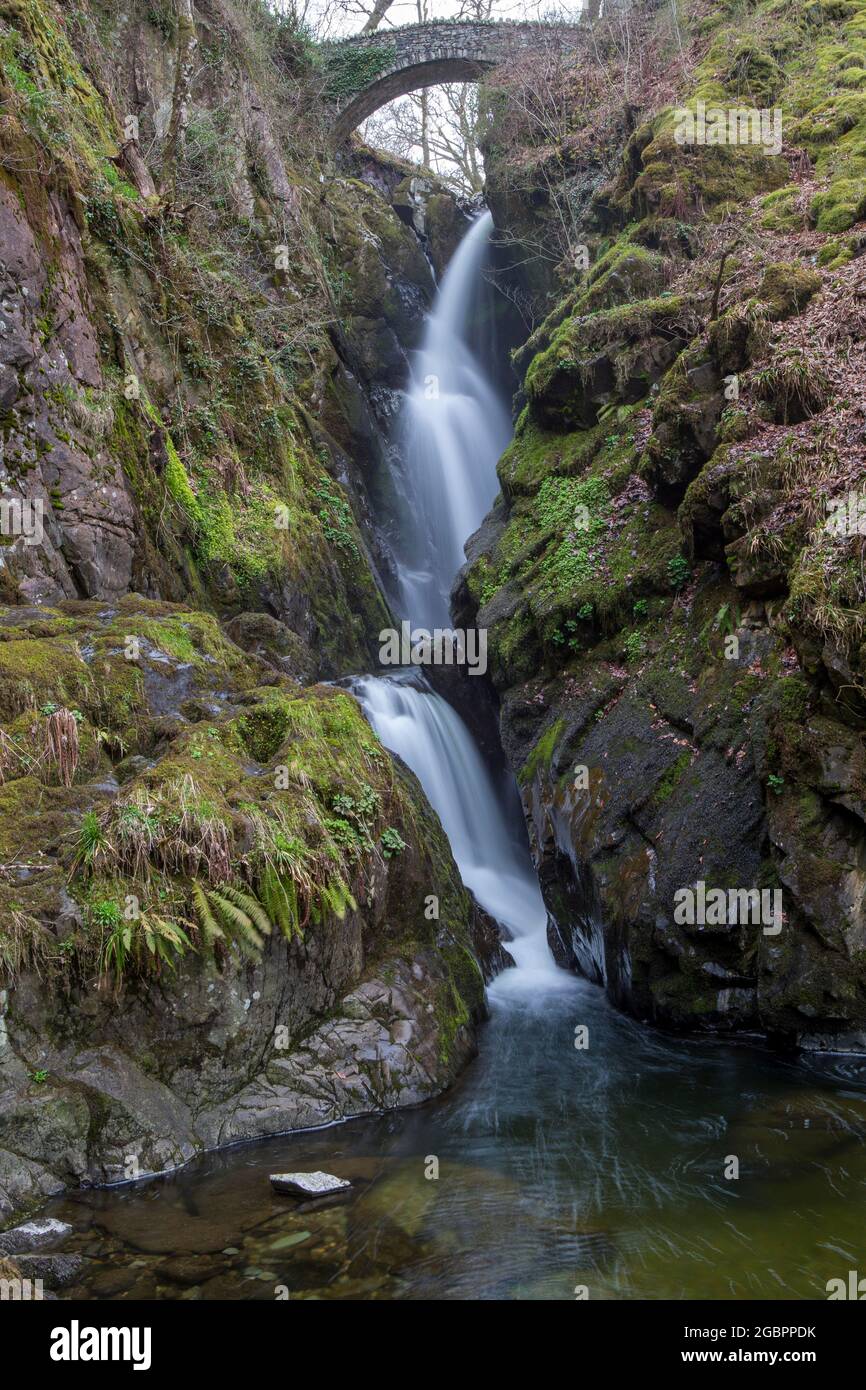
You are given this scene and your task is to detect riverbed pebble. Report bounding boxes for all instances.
[269,1172,352,1197]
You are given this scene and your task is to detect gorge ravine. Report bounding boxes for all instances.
[31,212,866,1303]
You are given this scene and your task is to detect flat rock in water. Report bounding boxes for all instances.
[0,1218,73,1255]
[269,1171,351,1198]
[15,1253,84,1289]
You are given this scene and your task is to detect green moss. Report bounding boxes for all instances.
[810,176,866,230]
[234,698,294,763]
[520,718,564,784]
[650,749,692,807]
[164,434,204,528]
[525,294,697,428]
[758,262,823,318]
[760,185,808,231]
[817,236,854,266]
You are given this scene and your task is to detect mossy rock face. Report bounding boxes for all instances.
[0,593,496,1218]
[222,612,317,684]
[0,0,432,681]
[757,263,823,318]
[616,117,787,223]
[512,235,671,379]
[760,185,810,233]
[722,41,786,106]
[639,343,725,499]
[811,176,866,230]
[390,174,470,278]
[468,0,866,1048]
[525,295,701,429]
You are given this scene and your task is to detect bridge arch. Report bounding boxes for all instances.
[322,20,587,144]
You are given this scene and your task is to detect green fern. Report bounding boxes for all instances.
[140,915,192,968]
[192,882,272,957]
[219,884,273,938]
[100,913,191,984]
[192,880,225,951]
[313,877,356,924]
[259,868,299,940]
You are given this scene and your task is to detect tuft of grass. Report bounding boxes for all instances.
[43,708,80,788]
[79,774,232,884]
[73,810,109,874]
[0,909,56,985]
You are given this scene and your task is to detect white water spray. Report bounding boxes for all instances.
[352,673,569,994]
[395,212,512,628]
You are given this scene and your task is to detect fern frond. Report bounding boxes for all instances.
[315,878,356,923]
[207,891,265,954]
[260,869,299,940]
[219,884,273,938]
[192,880,224,950]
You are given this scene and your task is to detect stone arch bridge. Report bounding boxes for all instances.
[322,19,589,143]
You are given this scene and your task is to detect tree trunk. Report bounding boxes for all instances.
[362,0,395,33]
[161,0,198,200]
[420,88,430,168]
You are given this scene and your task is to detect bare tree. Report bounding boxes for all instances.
[362,81,484,192]
[161,0,198,198]
[362,0,397,29]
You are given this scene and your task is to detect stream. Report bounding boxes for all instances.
[40,213,866,1302]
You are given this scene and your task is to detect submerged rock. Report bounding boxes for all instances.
[270,1173,352,1198]
[0,1218,72,1255]
[14,1253,84,1290]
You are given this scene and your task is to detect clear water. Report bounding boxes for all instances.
[43,990,866,1300]
[33,215,866,1303]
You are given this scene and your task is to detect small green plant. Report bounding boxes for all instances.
[91,899,122,928]
[74,811,108,872]
[633,598,649,621]
[667,554,691,591]
[767,774,785,795]
[624,631,646,664]
[100,913,192,985]
[31,1070,48,1085]
[700,602,740,654]
[315,482,359,557]
[381,827,407,859]
[330,784,380,851]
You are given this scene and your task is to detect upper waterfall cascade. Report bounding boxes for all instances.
[394,211,512,631]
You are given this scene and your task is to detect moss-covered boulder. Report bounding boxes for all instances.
[0,595,495,1219]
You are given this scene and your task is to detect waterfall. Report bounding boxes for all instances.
[352,672,569,993]
[355,213,570,998]
[393,211,513,628]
